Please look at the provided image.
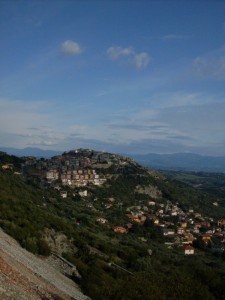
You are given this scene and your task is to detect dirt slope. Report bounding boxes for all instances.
[0,228,90,300]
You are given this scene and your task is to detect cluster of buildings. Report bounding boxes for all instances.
[47,168,106,187]
[17,149,140,200]
[96,197,225,255]
[44,150,108,187]
[28,149,133,188]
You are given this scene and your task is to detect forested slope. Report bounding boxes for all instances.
[1,152,225,299]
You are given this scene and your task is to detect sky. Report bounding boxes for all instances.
[0,0,225,156]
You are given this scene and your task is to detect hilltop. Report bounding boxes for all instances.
[1,149,225,299]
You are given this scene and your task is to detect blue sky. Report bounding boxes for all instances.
[0,0,225,155]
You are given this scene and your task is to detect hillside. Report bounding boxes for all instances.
[1,149,225,299]
[0,228,89,300]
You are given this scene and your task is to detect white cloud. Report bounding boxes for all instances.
[192,55,225,79]
[106,46,134,60]
[0,98,63,149]
[133,52,150,69]
[107,45,150,70]
[190,46,225,79]
[102,90,225,154]
[159,102,225,150]
[61,40,83,55]
[2,90,224,155]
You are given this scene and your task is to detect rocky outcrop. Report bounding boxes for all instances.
[42,228,77,256]
[135,184,162,198]
[0,228,89,300]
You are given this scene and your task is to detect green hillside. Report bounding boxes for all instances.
[1,151,225,299]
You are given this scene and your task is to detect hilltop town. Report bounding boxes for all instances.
[23,148,135,184]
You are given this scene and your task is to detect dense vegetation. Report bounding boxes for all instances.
[1,153,225,299]
[162,170,225,200]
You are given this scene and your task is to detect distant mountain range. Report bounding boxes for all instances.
[1,147,225,172]
[0,147,62,158]
[130,153,225,172]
